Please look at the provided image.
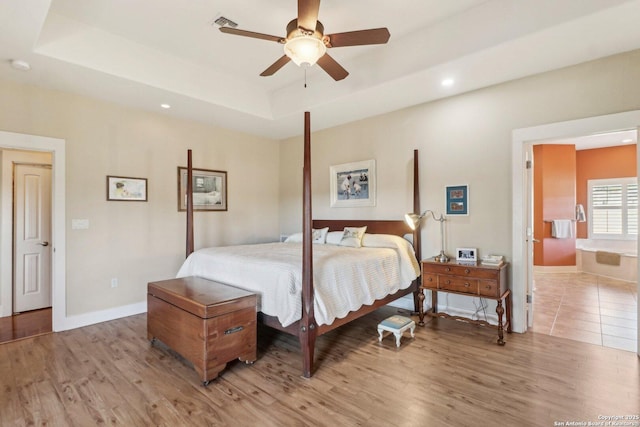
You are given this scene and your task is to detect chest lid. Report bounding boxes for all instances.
[148,276,256,319]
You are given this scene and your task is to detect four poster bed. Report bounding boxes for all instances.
[178,112,423,378]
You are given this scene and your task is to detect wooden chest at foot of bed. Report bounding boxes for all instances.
[147,276,257,385]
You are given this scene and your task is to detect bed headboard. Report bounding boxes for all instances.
[312,220,412,239]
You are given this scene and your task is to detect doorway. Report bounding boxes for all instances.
[0,131,66,336]
[0,151,52,343]
[529,136,637,352]
[512,110,640,356]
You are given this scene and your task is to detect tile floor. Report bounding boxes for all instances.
[532,272,638,352]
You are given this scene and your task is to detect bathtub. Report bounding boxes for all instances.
[576,239,637,282]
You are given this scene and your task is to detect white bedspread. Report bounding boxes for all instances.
[176,235,419,327]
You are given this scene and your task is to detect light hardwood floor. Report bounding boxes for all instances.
[1,306,638,426]
[532,272,638,352]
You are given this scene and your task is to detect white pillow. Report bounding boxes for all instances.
[284,227,329,244]
[339,226,368,248]
[284,233,302,243]
[325,231,343,245]
[361,233,402,249]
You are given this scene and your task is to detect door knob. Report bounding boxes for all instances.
[37,241,49,247]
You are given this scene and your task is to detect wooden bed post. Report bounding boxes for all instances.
[186,149,194,257]
[300,111,317,378]
[412,149,422,313]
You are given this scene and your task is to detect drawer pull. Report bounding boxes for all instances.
[224,325,244,335]
[427,277,433,282]
[445,280,451,285]
[445,267,451,272]
[465,269,470,274]
[486,285,492,290]
[464,282,470,288]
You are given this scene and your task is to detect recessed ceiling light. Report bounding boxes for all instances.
[441,78,454,87]
[10,59,31,71]
[160,103,171,109]
[622,138,633,143]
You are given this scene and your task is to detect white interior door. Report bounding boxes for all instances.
[13,163,52,313]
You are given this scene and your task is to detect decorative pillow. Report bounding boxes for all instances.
[284,228,329,244]
[312,227,329,244]
[325,231,344,245]
[339,226,368,248]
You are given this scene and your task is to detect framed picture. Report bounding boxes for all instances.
[107,176,147,201]
[330,159,376,207]
[178,167,227,211]
[446,184,468,215]
[456,247,477,264]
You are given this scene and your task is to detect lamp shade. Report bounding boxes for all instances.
[404,213,421,230]
[284,36,326,67]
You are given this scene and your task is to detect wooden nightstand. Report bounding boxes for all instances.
[418,260,511,345]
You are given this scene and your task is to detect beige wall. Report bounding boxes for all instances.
[2,48,640,325]
[279,49,640,315]
[0,79,280,317]
[280,49,640,259]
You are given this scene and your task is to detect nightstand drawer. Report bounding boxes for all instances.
[478,280,500,298]
[421,273,438,289]
[439,276,478,294]
[426,263,500,280]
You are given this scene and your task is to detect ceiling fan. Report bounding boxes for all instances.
[219,0,390,81]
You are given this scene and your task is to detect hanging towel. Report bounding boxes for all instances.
[551,219,573,238]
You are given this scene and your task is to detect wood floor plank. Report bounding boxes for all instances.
[0,306,638,427]
[0,343,28,426]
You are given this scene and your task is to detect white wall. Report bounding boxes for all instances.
[0,78,280,324]
[279,49,640,331]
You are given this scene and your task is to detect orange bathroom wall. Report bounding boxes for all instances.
[575,145,636,238]
[533,144,577,266]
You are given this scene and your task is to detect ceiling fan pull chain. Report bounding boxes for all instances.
[304,68,307,88]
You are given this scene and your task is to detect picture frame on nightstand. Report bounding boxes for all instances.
[456,247,477,264]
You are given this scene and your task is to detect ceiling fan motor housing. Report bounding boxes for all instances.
[286,19,325,41]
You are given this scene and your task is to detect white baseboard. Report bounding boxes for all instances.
[437,305,500,325]
[56,301,147,332]
[387,294,415,312]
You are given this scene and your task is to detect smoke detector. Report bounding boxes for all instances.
[10,59,31,71]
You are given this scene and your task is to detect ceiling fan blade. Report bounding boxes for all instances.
[219,26,283,43]
[298,0,321,31]
[260,55,292,76]
[316,53,348,81]
[326,28,390,48]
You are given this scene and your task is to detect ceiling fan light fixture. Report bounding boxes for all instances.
[284,35,326,67]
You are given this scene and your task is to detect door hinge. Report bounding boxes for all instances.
[526,294,533,304]
[525,160,532,169]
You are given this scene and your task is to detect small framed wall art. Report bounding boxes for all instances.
[329,159,376,208]
[178,167,227,211]
[107,176,148,201]
[446,184,468,215]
